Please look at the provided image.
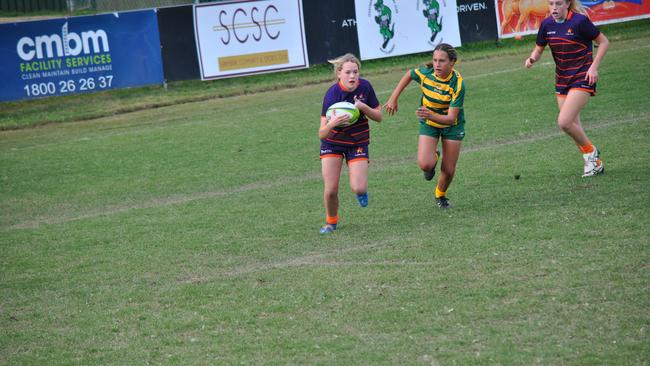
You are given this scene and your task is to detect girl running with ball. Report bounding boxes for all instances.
[318,53,383,234]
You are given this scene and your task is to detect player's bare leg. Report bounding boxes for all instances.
[320,157,343,233]
[417,135,440,181]
[348,159,369,207]
[557,90,604,176]
[435,139,462,208]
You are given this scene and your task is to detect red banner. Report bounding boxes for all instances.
[496,0,650,38]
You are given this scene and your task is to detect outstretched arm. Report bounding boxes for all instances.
[384,71,412,116]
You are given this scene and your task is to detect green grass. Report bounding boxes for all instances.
[1,19,648,130]
[1,20,649,365]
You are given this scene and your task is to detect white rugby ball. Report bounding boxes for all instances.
[326,102,360,127]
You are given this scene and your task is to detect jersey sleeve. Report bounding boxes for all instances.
[364,82,380,109]
[450,77,465,108]
[535,22,548,47]
[577,16,600,40]
[410,68,421,84]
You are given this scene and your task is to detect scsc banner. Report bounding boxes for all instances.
[0,10,164,102]
[194,0,309,80]
[355,0,461,61]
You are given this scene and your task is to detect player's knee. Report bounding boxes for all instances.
[324,188,338,200]
[441,165,456,178]
[419,161,435,172]
[351,185,367,195]
[349,179,367,195]
[557,116,573,132]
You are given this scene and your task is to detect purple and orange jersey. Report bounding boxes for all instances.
[321,78,380,146]
[536,11,601,95]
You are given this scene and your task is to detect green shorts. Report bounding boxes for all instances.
[419,120,465,140]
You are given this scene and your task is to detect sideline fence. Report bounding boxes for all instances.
[0,0,223,12]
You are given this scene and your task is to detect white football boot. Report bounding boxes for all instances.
[582,148,604,177]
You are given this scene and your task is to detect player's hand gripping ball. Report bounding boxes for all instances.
[326,102,360,127]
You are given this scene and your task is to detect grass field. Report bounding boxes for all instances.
[1,21,649,365]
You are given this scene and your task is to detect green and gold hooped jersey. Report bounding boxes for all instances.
[411,67,465,128]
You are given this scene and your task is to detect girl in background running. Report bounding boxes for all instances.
[525,0,609,177]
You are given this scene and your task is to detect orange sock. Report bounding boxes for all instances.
[326,215,339,225]
[579,142,594,154]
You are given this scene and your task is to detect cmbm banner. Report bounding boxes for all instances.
[355,0,461,61]
[0,10,164,102]
[193,0,309,80]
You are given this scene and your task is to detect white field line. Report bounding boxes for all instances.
[4,113,647,231]
[219,236,456,277]
[223,240,400,277]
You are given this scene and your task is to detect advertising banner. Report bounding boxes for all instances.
[193,0,309,80]
[355,0,462,61]
[158,5,201,82]
[497,0,650,38]
[0,10,164,102]
[457,0,499,43]
[303,0,360,65]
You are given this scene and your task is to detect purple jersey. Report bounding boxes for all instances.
[536,12,600,93]
[321,78,379,146]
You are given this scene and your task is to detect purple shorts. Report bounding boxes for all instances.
[556,80,596,96]
[320,142,369,164]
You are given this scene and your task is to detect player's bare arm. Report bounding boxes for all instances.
[384,71,412,115]
[415,106,460,126]
[525,45,545,68]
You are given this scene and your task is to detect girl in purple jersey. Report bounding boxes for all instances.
[524,0,609,177]
[318,53,383,234]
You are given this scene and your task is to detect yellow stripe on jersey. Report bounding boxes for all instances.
[414,69,454,92]
[422,88,452,102]
[425,119,448,128]
[422,98,449,110]
[413,68,464,128]
[451,77,463,101]
[424,79,454,94]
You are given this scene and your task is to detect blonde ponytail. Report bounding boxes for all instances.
[569,0,587,15]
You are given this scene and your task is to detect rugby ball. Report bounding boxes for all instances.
[326,102,360,127]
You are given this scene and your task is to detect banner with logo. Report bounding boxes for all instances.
[496,0,650,38]
[158,5,201,82]
[355,0,461,61]
[457,0,498,43]
[303,0,360,65]
[193,0,309,80]
[0,10,164,102]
